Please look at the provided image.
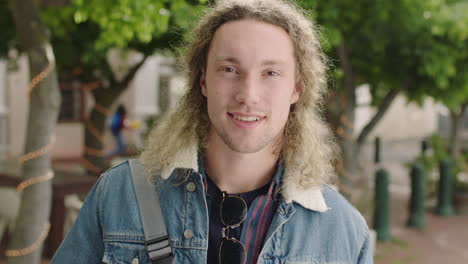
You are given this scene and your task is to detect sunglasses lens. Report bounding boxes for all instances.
[221,196,247,226]
[219,238,246,264]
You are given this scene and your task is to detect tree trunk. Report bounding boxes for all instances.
[0,59,7,159]
[83,85,125,174]
[356,88,400,148]
[449,103,467,157]
[334,88,399,196]
[334,43,359,188]
[82,56,148,174]
[330,43,401,199]
[7,0,61,263]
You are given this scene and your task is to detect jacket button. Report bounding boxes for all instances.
[186,182,196,192]
[131,257,139,264]
[184,229,194,239]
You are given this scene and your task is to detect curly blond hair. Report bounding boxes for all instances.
[140,0,338,189]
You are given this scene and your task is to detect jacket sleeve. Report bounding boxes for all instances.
[51,175,106,263]
[357,231,373,264]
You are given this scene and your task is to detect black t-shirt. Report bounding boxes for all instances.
[204,174,270,264]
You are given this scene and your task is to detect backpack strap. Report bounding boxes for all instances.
[129,159,173,263]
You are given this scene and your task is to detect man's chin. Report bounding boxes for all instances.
[225,141,268,154]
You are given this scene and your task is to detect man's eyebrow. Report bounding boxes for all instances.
[214,56,240,64]
[215,57,287,66]
[260,59,287,67]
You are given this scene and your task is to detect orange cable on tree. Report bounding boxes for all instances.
[17,170,54,192]
[85,118,105,143]
[80,157,102,175]
[81,81,101,91]
[94,103,111,116]
[27,63,54,98]
[5,223,51,257]
[84,146,104,157]
[19,135,56,163]
[336,126,355,142]
[81,103,112,173]
[339,114,353,129]
[8,53,56,257]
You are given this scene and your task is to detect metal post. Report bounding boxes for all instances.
[436,159,455,216]
[374,137,381,164]
[373,168,391,241]
[421,139,429,155]
[407,163,426,229]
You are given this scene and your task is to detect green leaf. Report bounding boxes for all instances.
[73,10,88,23]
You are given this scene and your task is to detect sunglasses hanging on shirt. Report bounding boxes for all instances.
[219,191,248,264]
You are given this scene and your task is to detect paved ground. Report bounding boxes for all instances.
[360,138,468,264]
[372,198,468,264]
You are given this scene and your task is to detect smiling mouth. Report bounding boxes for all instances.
[227,112,266,122]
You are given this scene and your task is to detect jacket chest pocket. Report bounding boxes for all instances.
[102,242,150,264]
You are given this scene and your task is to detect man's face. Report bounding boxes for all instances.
[201,19,300,153]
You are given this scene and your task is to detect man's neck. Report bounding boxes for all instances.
[204,134,280,194]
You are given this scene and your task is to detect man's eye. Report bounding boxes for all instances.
[222,67,236,73]
[266,71,279,76]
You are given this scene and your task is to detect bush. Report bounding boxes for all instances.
[409,133,468,197]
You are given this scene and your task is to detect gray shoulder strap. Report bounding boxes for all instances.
[129,159,173,263]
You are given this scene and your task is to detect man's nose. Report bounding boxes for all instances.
[234,75,260,105]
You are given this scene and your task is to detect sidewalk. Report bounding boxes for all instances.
[367,194,468,264]
[361,138,468,264]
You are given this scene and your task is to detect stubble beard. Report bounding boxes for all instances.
[209,122,283,154]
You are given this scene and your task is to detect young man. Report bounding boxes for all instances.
[52,0,372,263]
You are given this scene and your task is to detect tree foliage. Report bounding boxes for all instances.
[294,0,468,192]
[307,0,468,112]
[421,0,468,110]
[37,0,207,173]
[41,0,206,82]
[71,0,205,48]
[0,0,16,58]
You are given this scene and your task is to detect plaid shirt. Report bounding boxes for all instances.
[199,155,282,264]
[239,170,280,263]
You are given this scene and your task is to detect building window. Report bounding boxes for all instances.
[58,81,84,123]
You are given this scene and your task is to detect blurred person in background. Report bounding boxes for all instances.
[106,104,127,158]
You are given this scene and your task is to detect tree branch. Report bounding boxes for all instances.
[119,54,150,88]
[336,42,356,105]
[461,101,467,116]
[356,87,400,146]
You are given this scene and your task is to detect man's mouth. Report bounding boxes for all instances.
[232,115,260,121]
[228,112,266,122]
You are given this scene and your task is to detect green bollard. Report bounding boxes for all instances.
[374,137,381,164]
[421,139,429,155]
[407,163,426,229]
[373,168,391,241]
[436,159,455,216]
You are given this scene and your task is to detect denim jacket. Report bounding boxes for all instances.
[52,153,372,264]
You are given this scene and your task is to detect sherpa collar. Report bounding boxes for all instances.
[156,143,329,213]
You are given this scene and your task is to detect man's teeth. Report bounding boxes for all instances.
[233,115,261,121]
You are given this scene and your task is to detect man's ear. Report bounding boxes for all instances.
[200,70,207,97]
[291,81,302,104]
